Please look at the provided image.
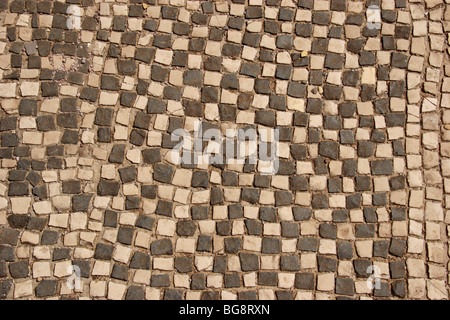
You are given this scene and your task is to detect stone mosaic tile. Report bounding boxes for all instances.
[0,0,448,300]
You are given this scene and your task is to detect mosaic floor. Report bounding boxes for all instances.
[0,0,449,300]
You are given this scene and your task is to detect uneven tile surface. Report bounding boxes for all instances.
[0,0,449,300]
